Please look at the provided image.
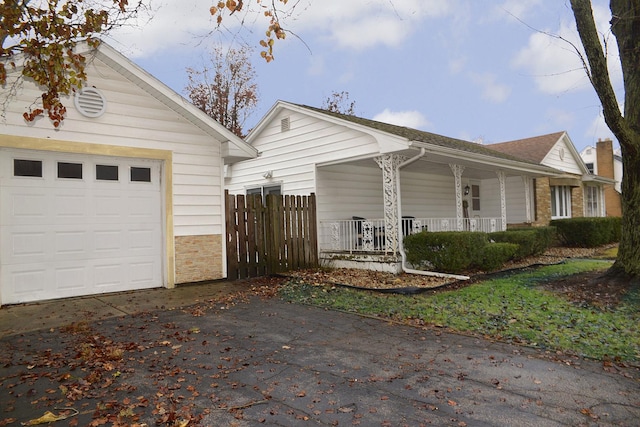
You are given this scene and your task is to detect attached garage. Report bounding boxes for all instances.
[0,149,164,304]
[0,42,257,305]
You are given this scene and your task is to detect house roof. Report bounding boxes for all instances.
[487,131,567,163]
[284,103,547,166]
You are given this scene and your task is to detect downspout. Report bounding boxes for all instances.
[397,148,470,281]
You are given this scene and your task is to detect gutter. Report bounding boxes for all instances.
[396,147,470,281]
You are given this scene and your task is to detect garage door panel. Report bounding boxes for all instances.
[127,194,160,219]
[1,149,164,304]
[55,230,88,256]
[2,189,50,224]
[55,265,89,291]
[1,228,48,264]
[129,260,159,285]
[94,263,124,288]
[54,192,88,220]
[93,193,125,219]
[93,229,123,254]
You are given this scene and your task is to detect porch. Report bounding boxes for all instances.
[318,216,504,255]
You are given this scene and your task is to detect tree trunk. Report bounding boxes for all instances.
[571,0,640,277]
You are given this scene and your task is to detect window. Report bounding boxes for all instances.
[247,184,282,201]
[14,159,42,177]
[585,162,594,174]
[96,165,119,181]
[551,186,572,219]
[57,162,83,179]
[130,167,151,182]
[471,184,480,211]
[585,186,600,217]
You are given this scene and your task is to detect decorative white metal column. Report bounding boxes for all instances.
[497,170,507,231]
[375,154,406,252]
[449,164,465,231]
[521,176,532,223]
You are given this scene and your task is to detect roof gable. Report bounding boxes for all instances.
[249,101,541,165]
[488,131,566,163]
[3,41,257,163]
[489,131,589,175]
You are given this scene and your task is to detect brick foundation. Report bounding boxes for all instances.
[174,234,224,284]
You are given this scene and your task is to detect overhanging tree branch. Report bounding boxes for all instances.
[569,0,628,144]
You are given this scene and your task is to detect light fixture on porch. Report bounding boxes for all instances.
[464,184,470,195]
[263,170,273,179]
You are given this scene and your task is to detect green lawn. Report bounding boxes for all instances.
[279,260,640,361]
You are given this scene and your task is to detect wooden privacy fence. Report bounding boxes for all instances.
[225,191,318,280]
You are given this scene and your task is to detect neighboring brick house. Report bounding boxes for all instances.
[580,139,622,217]
[488,131,613,226]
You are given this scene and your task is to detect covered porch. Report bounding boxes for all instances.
[315,147,553,272]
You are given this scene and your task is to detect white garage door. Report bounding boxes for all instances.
[0,148,164,304]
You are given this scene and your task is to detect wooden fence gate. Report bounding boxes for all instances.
[225,191,318,280]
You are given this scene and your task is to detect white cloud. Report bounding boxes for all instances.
[544,107,575,130]
[469,72,511,103]
[107,1,221,58]
[372,108,431,129]
[291,0,454,50]
[511,3,622,95]
[108,0,457,58]
[490,0,543,22]
[449,57,466,74]
[585,107,619,144]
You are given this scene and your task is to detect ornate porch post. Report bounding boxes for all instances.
[497,170,507,231]
[522,175,532,223]
[375,154,406,252]
[449,164,465,231]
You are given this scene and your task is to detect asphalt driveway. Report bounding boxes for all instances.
[1,283,639,426]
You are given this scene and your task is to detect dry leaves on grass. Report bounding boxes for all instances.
[286,246,612,290]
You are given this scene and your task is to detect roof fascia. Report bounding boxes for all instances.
[411,141,560,176]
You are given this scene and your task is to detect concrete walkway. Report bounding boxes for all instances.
[0,280,252,338]
[1,281,639,426]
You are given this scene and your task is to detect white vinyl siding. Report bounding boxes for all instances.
[1,56,224,236]
[541,139,584,174]
[226,110,381,196]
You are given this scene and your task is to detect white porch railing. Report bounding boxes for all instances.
[318,217,504,253]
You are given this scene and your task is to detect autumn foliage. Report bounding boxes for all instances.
[185,46,258,137]
[1,0,141,126]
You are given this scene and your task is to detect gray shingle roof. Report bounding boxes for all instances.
[294,103,541,165]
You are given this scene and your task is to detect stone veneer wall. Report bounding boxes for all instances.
[534,178,551,226]
[174,235,224,283]
[572,187,584,218]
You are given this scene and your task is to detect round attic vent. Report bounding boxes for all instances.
[74,87,107,118]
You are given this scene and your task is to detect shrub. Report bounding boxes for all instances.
[489,227,555,259]
[476,242,519,271]
[550,217,621,247]
[404,231,488,274]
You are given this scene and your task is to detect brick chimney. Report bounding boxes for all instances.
[596,138,622,216]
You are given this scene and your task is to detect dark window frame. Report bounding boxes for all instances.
[57,161,83,179]
[96,164,119,181]
[130,166,152,183]
[14,159,43,177]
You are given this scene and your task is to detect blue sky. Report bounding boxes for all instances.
[108,0,622,152]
